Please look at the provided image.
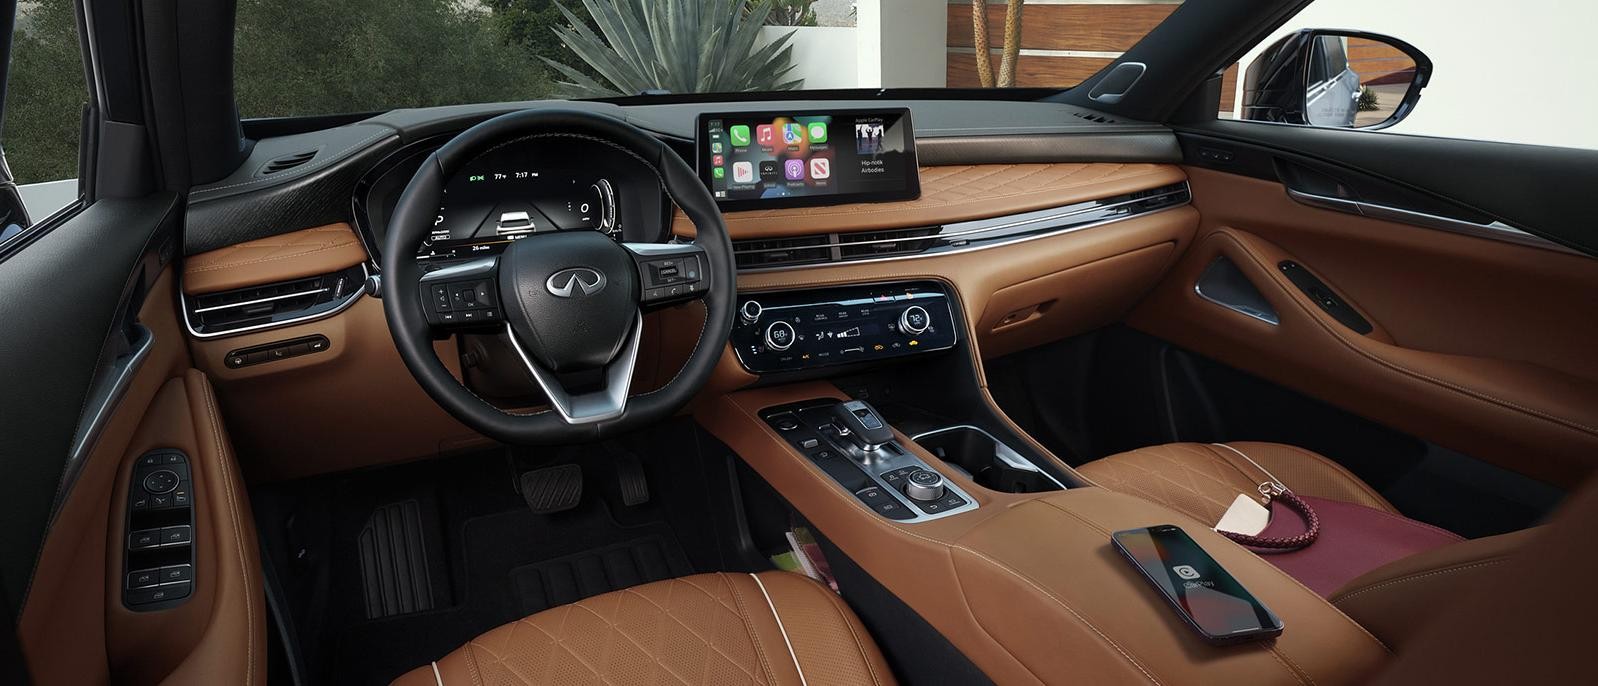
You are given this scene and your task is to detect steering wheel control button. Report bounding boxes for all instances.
[141,470,181,495]
[903,469,947,502]
[899,305,931,335]
[740,300,762,323]
[764,321,796,351]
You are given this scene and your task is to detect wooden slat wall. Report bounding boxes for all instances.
[943,2,1238,114]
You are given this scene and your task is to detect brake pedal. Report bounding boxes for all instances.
[519,464,583,514]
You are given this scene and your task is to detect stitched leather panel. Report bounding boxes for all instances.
[182,222,367,294]
[673,162,1186,238]
[392,572,893,686]
[1076,442,1394,526]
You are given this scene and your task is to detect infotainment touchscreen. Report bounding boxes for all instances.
[697,109,919,211]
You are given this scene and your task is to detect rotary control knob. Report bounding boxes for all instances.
[142,469,181,495]
[903,469,946,502]
[898,305,931,335]
[764,320,796,351]
[740,300,762,323]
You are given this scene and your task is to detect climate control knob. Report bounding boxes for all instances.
[898,305,931,335]
[740,300,762,323]
[764,320,797,351]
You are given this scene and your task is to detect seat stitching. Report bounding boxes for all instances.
[726,573,781,685]
[1261,643,1315,686]
[749,574,807,686]
[808,575,885,686]
[197,375,256,686]
[619,584,769,683]
[568,600,695,685]
[1330,559,1510,605]
[185,239,361,272]
[461,643,484,686]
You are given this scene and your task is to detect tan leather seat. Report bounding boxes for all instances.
[1076,441,1398,524]
[392,571,894,686]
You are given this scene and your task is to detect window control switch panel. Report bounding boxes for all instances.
[123,450,196,610]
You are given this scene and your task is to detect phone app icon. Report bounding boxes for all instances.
[711,154,724,166]
[711,167,724,179]
[783,123,804,145]
[783,158,805,181]
[808,157,830,179]
[756,124,775,146]
[732,161,755,183]
[729,125,750,147]
[1173,565,1201,580]
[710,141,723,154]
[758,160,779,179]
[807,122,828,143]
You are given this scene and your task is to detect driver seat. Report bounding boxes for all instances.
[392,571,894,686]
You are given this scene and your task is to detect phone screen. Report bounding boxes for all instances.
[1112,525,1283,643]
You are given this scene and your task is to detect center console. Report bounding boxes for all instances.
[731,281,957,373]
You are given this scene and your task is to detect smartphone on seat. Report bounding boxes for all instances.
[1111,525,1283,645]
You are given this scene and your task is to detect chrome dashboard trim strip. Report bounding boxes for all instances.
[1285,188,1586,257]
[181,263,370,339]
[191,287,330,313]
[736,184,1192,274]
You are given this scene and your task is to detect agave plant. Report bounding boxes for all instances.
[544,0,804,98]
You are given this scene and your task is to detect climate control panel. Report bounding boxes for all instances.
[731,281,957,373]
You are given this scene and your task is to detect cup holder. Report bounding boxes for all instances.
[912,426,1065,494]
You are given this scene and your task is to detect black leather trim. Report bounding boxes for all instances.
[0,193,180,611]
[380,109,735,444]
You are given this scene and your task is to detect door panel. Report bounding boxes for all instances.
[1130,166,1598,486]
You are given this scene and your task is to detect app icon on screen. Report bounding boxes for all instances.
[808,158,830,179]
[729,125,751,147]
[756,125,775,146]
[759,160,778,179]
[712,154,724,166]
[710,141,723,154]
[807,122,828,143]
[712,167,724,179]
[732,161,755,183]
[783,123,804,145]
[783,158,805,181]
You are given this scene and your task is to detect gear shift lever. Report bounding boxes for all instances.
[835,400,895,451]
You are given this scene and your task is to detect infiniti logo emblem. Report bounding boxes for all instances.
[545,267,607,298]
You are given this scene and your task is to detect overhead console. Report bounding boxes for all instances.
[732,281,957,373]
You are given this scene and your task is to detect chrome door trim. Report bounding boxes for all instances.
[1285,188,1586,257]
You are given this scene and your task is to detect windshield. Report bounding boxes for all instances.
[233,0,1184,118]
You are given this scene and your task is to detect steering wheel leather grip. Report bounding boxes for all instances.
[380,109,736,444]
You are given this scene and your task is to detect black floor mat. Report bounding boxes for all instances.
[255,421,764,686]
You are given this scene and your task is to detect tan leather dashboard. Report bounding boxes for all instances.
[696,382,1389,685]
[672,162,1187,238]
[182,222,367,295]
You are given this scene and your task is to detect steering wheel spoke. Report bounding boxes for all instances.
[418,256,505,329]
[504,312,643,425]
[625,242,710,307]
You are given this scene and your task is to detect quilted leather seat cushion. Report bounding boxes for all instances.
[392,572,894,686]
[1076,441,1398,526]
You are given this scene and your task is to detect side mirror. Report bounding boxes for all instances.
[1242,29,1432,130]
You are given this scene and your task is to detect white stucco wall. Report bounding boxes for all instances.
[760,26,860,90]
[1237,0,1598,150]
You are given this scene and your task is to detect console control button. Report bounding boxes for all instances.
[903,469,946,502]
[899,305,931,335]
[764,320,796,351]
[857,487,915,520]
[159,565,193,583]
[141,469,181,495]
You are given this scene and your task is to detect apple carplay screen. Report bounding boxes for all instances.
[697,109,919,211]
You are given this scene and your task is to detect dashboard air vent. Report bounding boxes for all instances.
[733,235,831,269]
[837,226,941,259]
[260,150,318,175]
[1072,112,1118,124]
[185,264,365,337]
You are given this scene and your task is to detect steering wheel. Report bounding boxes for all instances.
[380,109,736,444]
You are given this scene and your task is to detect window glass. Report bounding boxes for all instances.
[1226,0,1598,150]
[3,0,87,222]
[233,0,1183,117]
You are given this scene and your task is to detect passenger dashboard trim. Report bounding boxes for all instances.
[736,183,1191,273]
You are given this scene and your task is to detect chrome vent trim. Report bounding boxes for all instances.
[181,263,368,338]
[735,182,1191,273]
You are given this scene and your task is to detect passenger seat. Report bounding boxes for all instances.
[1078,442,1468,597]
